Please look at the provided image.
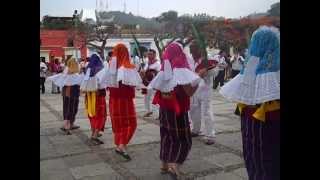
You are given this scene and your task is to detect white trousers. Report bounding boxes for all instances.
[144,89,156,113]
[189,93,216,140]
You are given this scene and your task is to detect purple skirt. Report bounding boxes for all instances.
[241,107,280,180]
[62,85,80,123]
[159,108,192,164]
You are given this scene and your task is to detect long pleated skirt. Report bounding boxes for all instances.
[63,96,79,123]
[109,97,137,146]
[62,85,80,124]
[241,107,280,180]
[88,94,107,131]
[159,108,192,164]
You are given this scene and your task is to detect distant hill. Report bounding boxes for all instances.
[41,3,280,31]
[99,11,162,30]
[247,12,269,19]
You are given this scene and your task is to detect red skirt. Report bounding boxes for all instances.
[109,97,137,146]
[88,95,107,131]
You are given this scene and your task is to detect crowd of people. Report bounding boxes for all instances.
[40,51,245,95]
[41,25,280,180]
[39,56,71,94]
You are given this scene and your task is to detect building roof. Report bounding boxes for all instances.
[42,16,74,22]
[80,9,96,22]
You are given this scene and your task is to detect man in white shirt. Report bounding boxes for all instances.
[213,51,227,89]
[141,49,161,117]
[188,41,216,145]
[79,58,87,74]
[230,53,245,78]
[40,58,48,94]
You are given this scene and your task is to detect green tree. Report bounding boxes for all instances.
[155,10,179,34]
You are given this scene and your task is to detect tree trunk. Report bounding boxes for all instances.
[99,47,105,60]
[99,36,109,61]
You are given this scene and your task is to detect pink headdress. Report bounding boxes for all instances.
[161,42,190,70]
[148,42,200,92]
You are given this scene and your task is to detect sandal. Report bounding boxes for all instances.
[71,125,80,130]
[204,139,215,145]
[191,132,199,137]
[89,138,100,146]
[61,127,72,135]
[115,149,131,161]
[93,138,104,144]
[160,167,169,174]
[167,166,184,180]
[91,137,104,145]
[66,130,72,135]
[160,162,169,174]
[64,129,72,135]
[60,127,66,132]
[167,167,179,180]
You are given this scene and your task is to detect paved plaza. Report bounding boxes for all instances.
[40,81,248,180]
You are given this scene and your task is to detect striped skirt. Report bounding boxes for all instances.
[159,108,192,164]
[88,94,107,131]
[63,96,79,123]
[241,107,280,180]
[109,98,137,146]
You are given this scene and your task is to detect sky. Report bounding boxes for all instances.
[40,0,280,20]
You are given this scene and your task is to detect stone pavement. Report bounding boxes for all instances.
[40,81,248,180]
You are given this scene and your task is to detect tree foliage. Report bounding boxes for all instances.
[70,12,117,59]
[268,2,280,17]
[42,15,74,30]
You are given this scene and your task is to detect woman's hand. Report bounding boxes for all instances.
[182,84,198,97]
[197,68,208,78]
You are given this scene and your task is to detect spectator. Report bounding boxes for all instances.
[54,58,62,93]
[106,51,113,63]
[141,49,161,118]
[225,53,232,81]
[49,57,58,93]
[40,58,48,94]
[79,58,86,74]
[230,52,245,78]
[213,51,227,89]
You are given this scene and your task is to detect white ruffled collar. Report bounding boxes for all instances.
[148,59,201,92]
[219,55,280,105]
[219,71,280,105]
[101,57,142,88]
